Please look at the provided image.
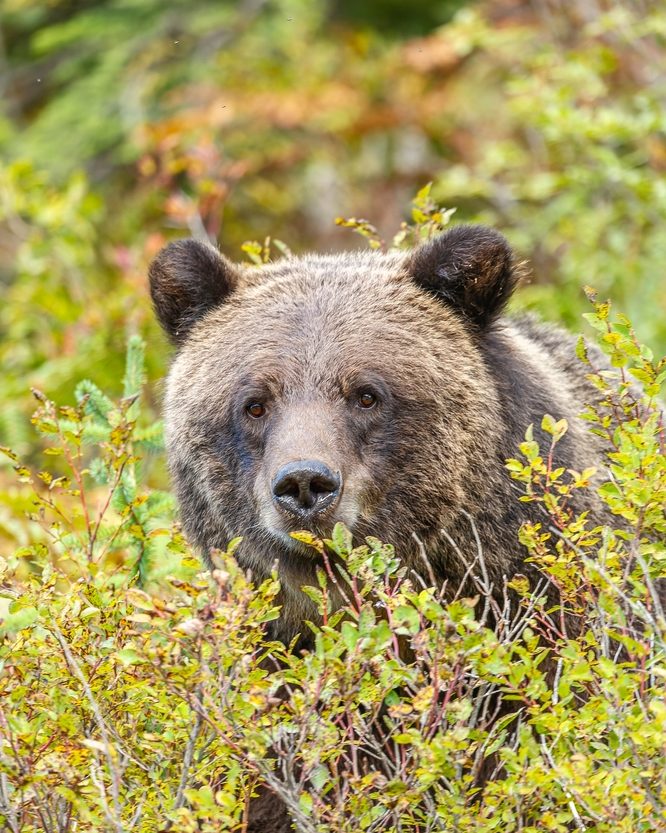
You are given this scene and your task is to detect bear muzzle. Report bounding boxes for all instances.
[271,460,342,523]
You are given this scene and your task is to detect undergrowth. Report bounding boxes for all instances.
[0,297,664,832]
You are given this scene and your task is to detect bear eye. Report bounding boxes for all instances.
[357,391,378,410]
[246,402,267,419]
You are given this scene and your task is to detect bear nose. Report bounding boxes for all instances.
[272,460,341,519]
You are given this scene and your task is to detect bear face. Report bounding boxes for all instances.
[150,227,599,643]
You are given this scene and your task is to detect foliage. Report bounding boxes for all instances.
[0,160,160,458]
[1,0,666,829]
[0,292,664,831]
[432,2,666,349]
[0,337,175,589]
[336,181,456,250]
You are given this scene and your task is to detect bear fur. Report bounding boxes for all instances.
[149,225,607,648]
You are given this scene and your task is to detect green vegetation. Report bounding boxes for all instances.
[0,300,664,830]
[1,0,665,830]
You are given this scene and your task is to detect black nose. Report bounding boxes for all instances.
[272,460,341,519]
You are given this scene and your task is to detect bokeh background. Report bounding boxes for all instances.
[1,0,664,459]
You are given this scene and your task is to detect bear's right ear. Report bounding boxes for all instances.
[148,239,238,345]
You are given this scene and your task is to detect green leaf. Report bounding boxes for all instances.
[115,647,145,666]
[330,522,353,556]
[75,379,114,424]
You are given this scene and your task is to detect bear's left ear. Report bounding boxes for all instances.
[407,225,521,330]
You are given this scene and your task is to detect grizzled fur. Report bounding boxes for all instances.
[149,226,607,647]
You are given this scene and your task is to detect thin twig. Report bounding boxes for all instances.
[52,625,125,833]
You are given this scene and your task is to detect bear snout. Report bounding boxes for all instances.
[271,460,342,521]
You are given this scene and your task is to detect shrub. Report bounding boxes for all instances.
[0,292,664,832]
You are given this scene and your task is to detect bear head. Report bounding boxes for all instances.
[149,226,521,639]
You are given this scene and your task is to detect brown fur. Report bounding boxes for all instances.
[150,226,607,647]
[149,226,612,831]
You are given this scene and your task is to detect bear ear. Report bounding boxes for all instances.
[407,225,521,330]
[148,239,239,345]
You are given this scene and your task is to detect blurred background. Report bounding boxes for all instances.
[0,0,664,460]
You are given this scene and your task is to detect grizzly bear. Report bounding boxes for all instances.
[149,224,606,648]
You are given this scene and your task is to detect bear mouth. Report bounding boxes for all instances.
[256,498,361,560]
